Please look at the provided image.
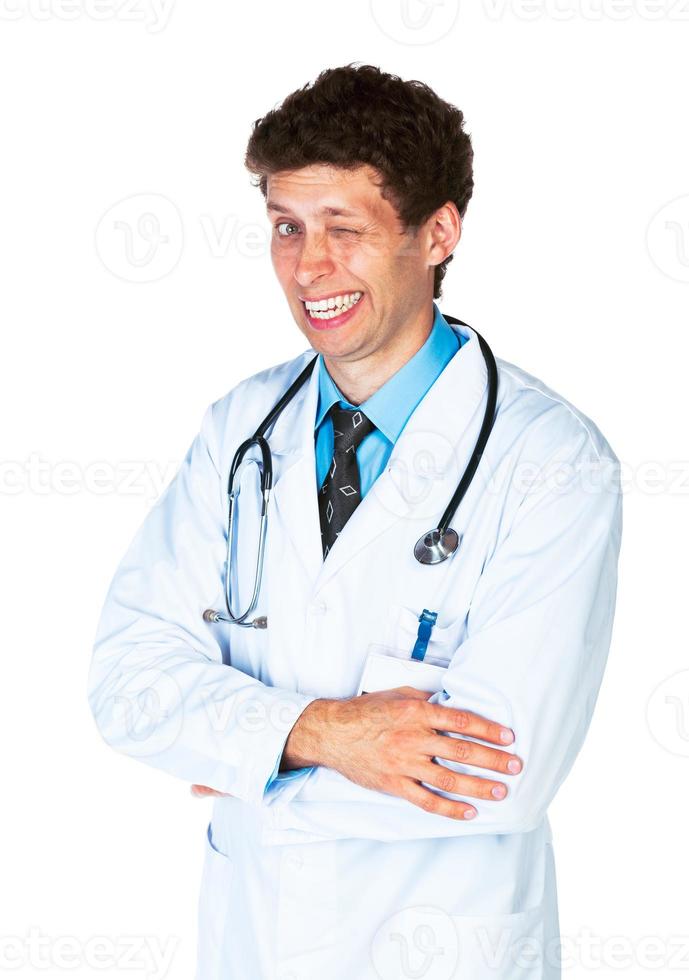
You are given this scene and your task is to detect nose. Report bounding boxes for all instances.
[292,231,335,287]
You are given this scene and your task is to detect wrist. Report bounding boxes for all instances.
[280,697,342,771]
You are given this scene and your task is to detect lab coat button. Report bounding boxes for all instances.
[308,598,327,615]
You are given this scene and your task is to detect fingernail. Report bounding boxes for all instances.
[507,758,522,774]
[491,785,507,799]
[464,808,477,819]
[500,728,514,743]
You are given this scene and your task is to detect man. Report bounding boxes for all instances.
[89,64,622,979]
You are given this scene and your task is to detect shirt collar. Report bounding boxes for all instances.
[315,302,460,442]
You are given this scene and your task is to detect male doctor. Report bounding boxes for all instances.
[89,64,622,979]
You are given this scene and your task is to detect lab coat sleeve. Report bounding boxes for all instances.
[87,402,318,806]
[261,425,622,841]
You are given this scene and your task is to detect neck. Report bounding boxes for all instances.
[324,305,435,405]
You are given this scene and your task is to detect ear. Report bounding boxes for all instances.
[427,201,462,269]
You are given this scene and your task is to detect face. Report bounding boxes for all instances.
[266,164,456,369]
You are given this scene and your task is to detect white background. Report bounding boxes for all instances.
[1,1,688,977]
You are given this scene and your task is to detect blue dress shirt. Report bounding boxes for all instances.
[264,302,463,791]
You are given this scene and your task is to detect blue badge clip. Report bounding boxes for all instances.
[411,609,438,662]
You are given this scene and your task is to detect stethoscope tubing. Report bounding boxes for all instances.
[205,315,498,627]
[436,318,498,536]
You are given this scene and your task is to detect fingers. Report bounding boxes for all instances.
[423,734,522,777]
[190,784,231,798]
[415,760,510,802]
[399,777,478,821]
[426,703,515,746]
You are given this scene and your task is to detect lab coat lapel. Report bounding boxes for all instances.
[313,325,490,592]
[267,352,324,590]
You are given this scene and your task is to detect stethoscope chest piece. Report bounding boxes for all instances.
[413,527,460,565]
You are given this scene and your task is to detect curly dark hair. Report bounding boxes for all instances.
[244,63,474,299]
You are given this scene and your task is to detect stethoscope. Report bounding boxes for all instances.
[203,314,498,630]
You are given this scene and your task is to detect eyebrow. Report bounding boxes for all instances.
[266,201,362,218]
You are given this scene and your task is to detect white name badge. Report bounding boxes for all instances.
[357,650,448,696]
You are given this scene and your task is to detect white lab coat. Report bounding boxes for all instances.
[88,320,622,980]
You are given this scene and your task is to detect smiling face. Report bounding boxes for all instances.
[267,163,458,388]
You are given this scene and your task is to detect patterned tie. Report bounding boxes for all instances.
[318,405,376,559]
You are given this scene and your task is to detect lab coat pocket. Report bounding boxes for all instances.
[196,822,235,980]
[388,603,466,667]
[449,902,546,979]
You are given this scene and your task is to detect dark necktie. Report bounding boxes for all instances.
[318,405,376,559]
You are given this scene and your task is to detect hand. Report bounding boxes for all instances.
[281,687,523,820]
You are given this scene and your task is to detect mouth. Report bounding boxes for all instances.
[300,291,364,331]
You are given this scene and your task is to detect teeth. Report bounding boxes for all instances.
[305,291,362,319]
